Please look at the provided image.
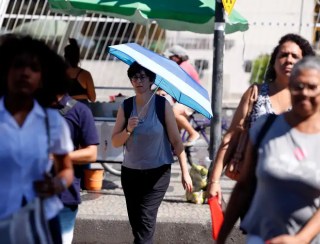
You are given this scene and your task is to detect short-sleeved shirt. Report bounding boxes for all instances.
[58,94,99,205]
[241,114,320,242]
[180,61,200,84]
[0,97,73,220]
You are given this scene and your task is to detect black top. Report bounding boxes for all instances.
[68,69,87,96]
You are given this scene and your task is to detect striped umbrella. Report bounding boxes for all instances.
[108,42,212,119]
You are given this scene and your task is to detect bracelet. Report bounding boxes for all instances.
[125,127,132,135]
[209,180,220,184]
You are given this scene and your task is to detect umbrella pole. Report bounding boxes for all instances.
[137,83,160,119]
[208,0,225,180]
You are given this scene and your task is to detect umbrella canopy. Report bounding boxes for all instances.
[108,43,213,119]
[13,19,95,48]
[13,19,68,39]
[48,0,248,34]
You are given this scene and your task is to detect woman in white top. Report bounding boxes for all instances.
[0,35,74,243]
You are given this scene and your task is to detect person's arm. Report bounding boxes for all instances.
[80,70,96,102]
[69,145,97,164]
[70,107,99,164]
[164,101,193,192]
[267,209,320,244]
[34,154,74,198]
[111,105,139,148]
[53,154,74,187]
[217,139,257,244]
[207,86,256,203]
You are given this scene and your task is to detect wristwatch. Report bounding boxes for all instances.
[125,127,132,135]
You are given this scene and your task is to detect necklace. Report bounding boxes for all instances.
[289,130,306,161]
[134,95,154,124]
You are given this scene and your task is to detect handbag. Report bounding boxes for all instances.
[223,84,258,181]
[0,198,53,244]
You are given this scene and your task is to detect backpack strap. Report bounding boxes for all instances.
[59,98,78,116]
[123,95,167,134]
[255,114,277,148]
[241,114,277,218]
[123,97,134,130]
[155,95,167,134]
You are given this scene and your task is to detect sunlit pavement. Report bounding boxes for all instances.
[73,153,245,243]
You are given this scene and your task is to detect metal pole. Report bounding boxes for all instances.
[298,0,304,35]
[208,0,225,177]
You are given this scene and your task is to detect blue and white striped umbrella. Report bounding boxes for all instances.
[108,43,213,119]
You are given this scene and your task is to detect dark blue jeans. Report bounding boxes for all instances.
[121,164,171,244]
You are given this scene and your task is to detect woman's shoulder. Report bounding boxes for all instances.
[78,68,93,78]
[238,83,260,105]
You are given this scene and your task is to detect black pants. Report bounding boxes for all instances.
[121,164,171,244]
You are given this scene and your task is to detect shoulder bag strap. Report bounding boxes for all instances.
[44,109,50,155]
[243,83,258,129]
[240,114,277,217]
[59,98,78,116]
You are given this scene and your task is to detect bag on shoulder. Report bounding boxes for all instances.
[0,198,53,244]
[223,84,258,181]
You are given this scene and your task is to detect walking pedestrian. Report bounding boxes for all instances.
[218,56,320,244]
[52,92,99,244]
[207,33,315,203]
[111,61,193,244]
[164,45,201,146]
[0,35,74,243]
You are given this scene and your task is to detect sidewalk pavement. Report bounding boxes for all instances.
[73,160,246,244]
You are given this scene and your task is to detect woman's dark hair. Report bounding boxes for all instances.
[127,61,156,82]
[265,33,315,82]
[64,38,80,68]
[0,35,69,107]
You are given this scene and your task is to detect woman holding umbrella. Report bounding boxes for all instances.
[112,62,193,244]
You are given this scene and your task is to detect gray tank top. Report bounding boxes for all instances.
[241,114,320,243]
[122,96,174,170]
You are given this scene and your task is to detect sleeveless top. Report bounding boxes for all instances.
[68,69,87,96]
[249,82,274,126]
[241,115,320,243]
[122,96,174,170]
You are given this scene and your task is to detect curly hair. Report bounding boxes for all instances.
[265,33,315,82]
[127,61,156,82]
[0,35,69,107]
[64,38,80,68]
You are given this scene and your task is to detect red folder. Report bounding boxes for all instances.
[208,196,224,240]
